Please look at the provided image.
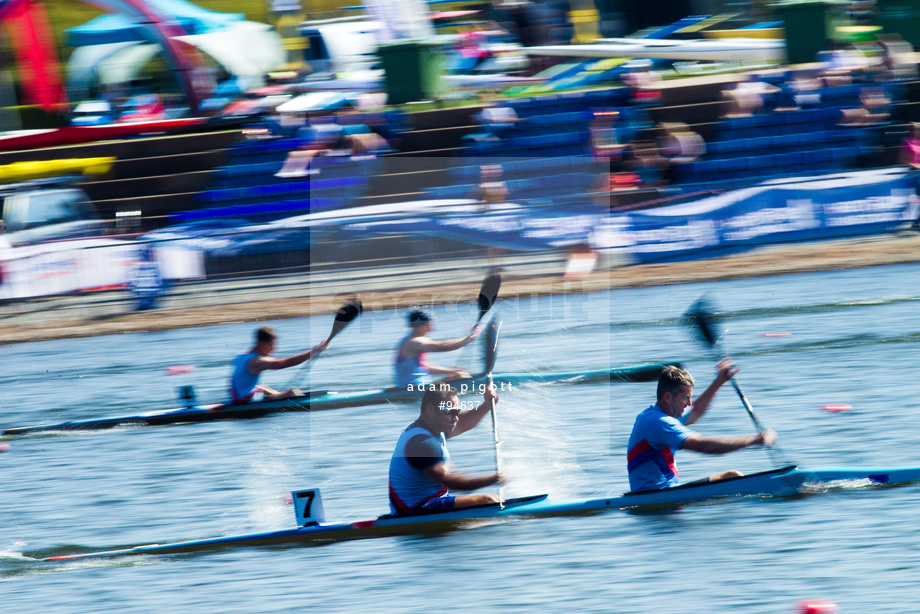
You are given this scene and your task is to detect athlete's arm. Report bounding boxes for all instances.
[451,385,498,437]
[409,326,483,354]
[248,338,330,373]
[423,363,461,375]
[684,358,738,425]
[423,461,502,491]
[681,429,775,454]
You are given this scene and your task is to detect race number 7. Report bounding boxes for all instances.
[292,489,326,526]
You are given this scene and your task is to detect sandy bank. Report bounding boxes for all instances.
[2,232,919,345]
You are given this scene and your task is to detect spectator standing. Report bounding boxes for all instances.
[899,123,920,229]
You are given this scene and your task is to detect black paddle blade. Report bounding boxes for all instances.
[484,320,501,375]
[477,273,502,322]
[330,297,363,339]
[684,295,720,347]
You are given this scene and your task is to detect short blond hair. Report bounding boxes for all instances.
[657,365,694,400]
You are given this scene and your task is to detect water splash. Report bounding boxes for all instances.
[241,429,299,531]
[801,478,876,493]
[492,386,589,500]
[0,542,33,561]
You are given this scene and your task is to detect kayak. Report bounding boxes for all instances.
[3,362,676,436]
[0,157,115,182]
[0,119,208,152]
[44,464,920,561]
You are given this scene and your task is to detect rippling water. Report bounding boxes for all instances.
[3,262,920,613]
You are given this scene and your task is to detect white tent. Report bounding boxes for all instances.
[174,22,285,86]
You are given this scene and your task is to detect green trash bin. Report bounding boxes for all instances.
[876,0,920,49]
[378,39,442,105]
[770,0,848,65]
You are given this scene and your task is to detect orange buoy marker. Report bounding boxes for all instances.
[763,332,791,337]
[821,403,853,413]
[797,600,839,614]
[0,443,10,453]
[165,365,196,376]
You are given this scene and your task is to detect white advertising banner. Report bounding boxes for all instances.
[0,239,204,301]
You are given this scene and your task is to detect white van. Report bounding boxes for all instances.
[1,187,104,245]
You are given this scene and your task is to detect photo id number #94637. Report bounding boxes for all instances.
[440,400,481,411]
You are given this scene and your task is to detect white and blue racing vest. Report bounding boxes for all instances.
[388,422,450,514]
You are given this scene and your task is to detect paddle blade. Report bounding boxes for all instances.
[484,320,501,375]
[477,273,502,322]
[329,297,363,339]
[684,295,720,348]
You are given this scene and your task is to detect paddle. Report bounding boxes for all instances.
[683,295,788,466]
[457,272,501,374]
[485,320,504,506]
[329,296,363,341]
[285,296,363,389]
[477,273,502,323]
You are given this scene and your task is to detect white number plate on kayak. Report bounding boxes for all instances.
[292,489,326,525]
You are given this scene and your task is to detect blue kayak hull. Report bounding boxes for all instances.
[44,465,920,561]
[5,362,676,436]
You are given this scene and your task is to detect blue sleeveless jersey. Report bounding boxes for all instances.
[229,351,261,403]
[394,335,429,388]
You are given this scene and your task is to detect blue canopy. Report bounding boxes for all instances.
[67,0,244,46]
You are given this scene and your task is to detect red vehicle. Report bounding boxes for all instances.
[118,94,166,123]
[221,85,293,116]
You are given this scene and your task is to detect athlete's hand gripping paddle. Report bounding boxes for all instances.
[286,296,363,389]
[684,295,787,467]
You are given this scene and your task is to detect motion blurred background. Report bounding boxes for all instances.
[0,0,918,314]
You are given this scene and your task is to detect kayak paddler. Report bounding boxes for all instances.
[388,384,504,515]
[627,360,776,492]
[229,325,330,403]
[394,310,483,390]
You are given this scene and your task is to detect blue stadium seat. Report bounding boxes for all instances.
[746,135,770,153]
[774,151,800,168]
[718,157,747,177]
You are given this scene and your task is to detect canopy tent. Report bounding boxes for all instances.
[1,0,211,113]
[67,41,161,99]
[66,0,244,46]
[64,0,281,102]
[174,22,284,86]
[66,21,284,100]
